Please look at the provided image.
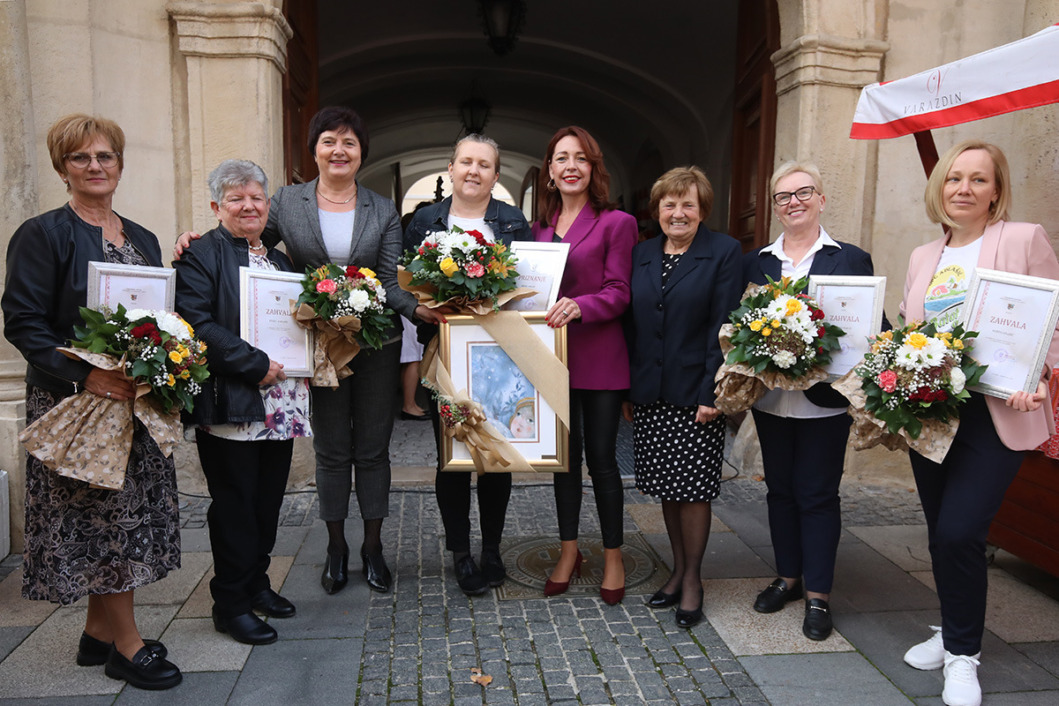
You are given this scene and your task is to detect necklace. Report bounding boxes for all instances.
[316,183,357,205]
[247,240,266,252]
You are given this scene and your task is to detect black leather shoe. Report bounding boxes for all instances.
[480,549,506,587]
[646,588,682,609]
[104,645,182,690]
[454,554,489,596]
[803,598,833,641]
[321,549,349,595]
[361,544,392,593]
[251,588,296,618]
[212,609,278,645]
[675,589,704,629]
[77,632,167,667]
[753,578,803,613]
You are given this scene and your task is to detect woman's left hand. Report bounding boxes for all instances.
[695,405,721,424]
[546,297,580,328]
[1006,380,1049,412]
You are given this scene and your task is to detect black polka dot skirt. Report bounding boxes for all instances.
[633,401,724,502]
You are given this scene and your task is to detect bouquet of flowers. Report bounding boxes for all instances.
[73,304,210,413]
[850,321,985,439]
[297,263,394,350]
[399,225,527,313]
[714,276,844,414]
[19,304,209,490]
[293,263,395,388]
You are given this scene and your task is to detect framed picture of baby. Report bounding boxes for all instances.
[438,313,569,473]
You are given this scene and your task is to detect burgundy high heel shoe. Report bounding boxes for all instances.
[544,550,583,596]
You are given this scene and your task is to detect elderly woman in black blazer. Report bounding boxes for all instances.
[623,167,741,628]
[744,161,876,641]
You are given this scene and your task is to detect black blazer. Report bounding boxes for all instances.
[742,237,877,408]
[627,226,742,408]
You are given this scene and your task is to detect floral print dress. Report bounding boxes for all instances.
[22,238,181,604]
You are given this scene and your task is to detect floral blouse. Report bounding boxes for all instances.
[200,253,312,442]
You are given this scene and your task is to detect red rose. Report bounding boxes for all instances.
[345,265,362,279]
[131,322,162,345]
[817,326,827,338]
[811,308,825,321]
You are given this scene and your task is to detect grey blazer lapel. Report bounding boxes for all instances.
[296,180,328,261]
[346,182,372,263]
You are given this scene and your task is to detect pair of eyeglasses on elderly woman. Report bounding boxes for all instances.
[63,152,120,168]
[772,185,817,206]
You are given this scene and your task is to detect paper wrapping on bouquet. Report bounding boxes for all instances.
[420,310,570,473]
[712,323,830,415]
[18,348,182,490]
[397,266,536,315]
[831,369,956,464]
[293,302,361,388]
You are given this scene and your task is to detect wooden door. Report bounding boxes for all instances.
[283,0,319,184]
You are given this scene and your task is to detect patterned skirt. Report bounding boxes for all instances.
[633,401,725,503]
[21,384,181,604]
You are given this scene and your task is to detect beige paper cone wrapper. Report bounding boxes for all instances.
[712,323,830,415]
[293,302,361,388]
[831,368,957,464]
[18,348,181,490]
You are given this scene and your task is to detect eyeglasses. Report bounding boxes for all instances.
[772,185,817,206]
[63,152,120,168]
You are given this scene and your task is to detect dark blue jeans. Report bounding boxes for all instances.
[312,341,400,521]
[909,393,1024,656]
[752,409,851,594]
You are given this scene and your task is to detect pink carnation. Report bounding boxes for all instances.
[316,278,337,294]
[465,261,485,278]
[877,369,898,393]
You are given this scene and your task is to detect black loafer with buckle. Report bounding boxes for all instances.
[803,597,833,641]
[104,645,182,690]
[77,632,167,667]
[753,578,803,613]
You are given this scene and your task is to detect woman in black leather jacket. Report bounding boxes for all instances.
[403,134,532,596]
[174,160,309,647]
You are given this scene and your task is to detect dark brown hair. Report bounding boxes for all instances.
[535,126,615,227]
[307,106,370,163]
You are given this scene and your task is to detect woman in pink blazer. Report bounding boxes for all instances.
[534,126,637,604]
[899,140,1059,706]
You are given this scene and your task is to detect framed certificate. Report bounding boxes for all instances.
[86,262,175,312]
[239,267,314,378]
[504,241,570,312]
[808,275,887,380]
[959,268,1059,397]
[439,313,568,472]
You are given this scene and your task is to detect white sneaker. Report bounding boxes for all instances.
[903,625,945,670]
[942,652,982,706]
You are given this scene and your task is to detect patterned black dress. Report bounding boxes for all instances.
[632,253,725,503]
[21,239,181,604]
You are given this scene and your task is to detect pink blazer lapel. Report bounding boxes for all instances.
[976,221,1004,270]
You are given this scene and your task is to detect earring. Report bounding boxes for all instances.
[547,178,557,192]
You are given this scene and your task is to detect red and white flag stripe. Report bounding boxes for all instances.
[850,24,1059,140]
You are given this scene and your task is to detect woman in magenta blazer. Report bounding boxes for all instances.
[534,126,637,604]
[899,140,1059,706]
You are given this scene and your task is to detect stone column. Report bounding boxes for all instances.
[0,0,39,552]
[769,0,888,248]
[167,1,292,232]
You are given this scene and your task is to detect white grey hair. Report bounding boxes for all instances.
[208,159,269,203]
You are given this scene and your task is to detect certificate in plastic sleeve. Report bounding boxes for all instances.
[87,262,175,312]
[808,275,886,380]
[239,267,313,378]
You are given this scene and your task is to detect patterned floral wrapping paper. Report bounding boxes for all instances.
[18,348,181,490]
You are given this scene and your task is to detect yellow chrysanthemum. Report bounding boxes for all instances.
[785,298,804,316]
[762,327,772,337]
[906,332,929,349]
[749,320,763,332]
[439,257,459,277]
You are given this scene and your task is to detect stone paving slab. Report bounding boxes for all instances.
[113,671,239,705]
[740,652,913,705]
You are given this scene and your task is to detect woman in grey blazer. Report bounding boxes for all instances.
[261,107,443,595]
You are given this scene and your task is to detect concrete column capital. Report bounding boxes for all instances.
[772,33,889,97]
[167,1,293,72]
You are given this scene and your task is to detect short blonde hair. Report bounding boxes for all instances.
[769,161,824,198]
[46,114,125,177]
[924,140,1010,228]
[649,166,714,220]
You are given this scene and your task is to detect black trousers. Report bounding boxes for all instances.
[909,393,1023,656]
[752,409,851,594]
[196,430,292,618]
[554,388,625,549]
[431,403,512,554]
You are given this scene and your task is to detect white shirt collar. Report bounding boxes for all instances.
[759,227,841,264]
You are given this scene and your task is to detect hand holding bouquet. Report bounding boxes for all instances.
[399,226,528,313]
[714,276,844,414]
[294,263,395,388]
